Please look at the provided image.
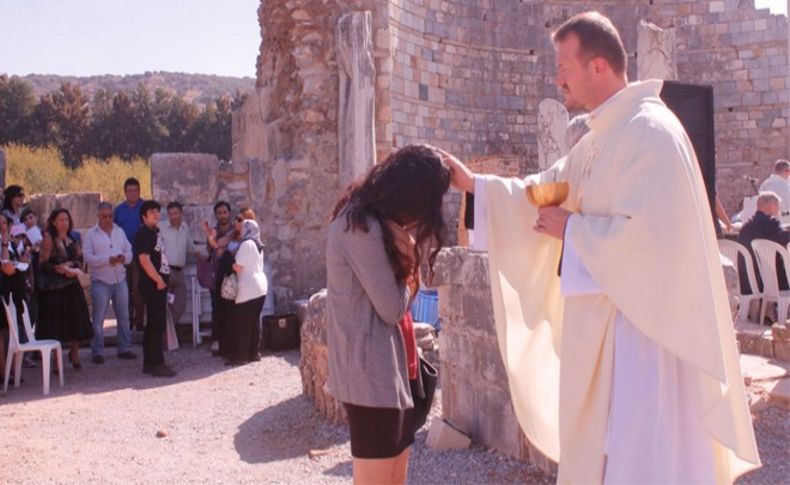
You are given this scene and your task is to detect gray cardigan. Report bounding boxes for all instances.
[325,211,414,410]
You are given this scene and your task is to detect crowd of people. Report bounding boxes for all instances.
[0,177,268,381]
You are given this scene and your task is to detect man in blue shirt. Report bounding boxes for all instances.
[114,177,146,330]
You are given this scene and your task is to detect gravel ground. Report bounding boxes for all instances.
[0,345,785,484]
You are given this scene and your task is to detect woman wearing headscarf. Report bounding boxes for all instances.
[225,219,268,365]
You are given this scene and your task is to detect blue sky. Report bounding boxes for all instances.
[0,0,261,77]
[0,0,786,78]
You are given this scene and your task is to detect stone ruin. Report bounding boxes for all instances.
[43,0,772,471]
[225,0,788,308]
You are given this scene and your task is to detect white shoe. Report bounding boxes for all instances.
[210,341,219,352]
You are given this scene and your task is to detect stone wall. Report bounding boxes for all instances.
[27,192,102,238]
[299,289,347,424]
[234,0,788,300]
[233,0,393,299]
[432,247,556,474]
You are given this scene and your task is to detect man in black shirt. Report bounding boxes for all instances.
[134,200,176,377]
[737,191,790,298]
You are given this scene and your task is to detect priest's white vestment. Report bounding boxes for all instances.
[471,80,760,484]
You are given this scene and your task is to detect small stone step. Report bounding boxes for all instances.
[740,354,790,411]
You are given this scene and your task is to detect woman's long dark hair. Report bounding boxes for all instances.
[331,144,451,284]
[46,208,74,240]
[2,185,23,212]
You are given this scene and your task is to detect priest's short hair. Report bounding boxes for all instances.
[551,11,627,75]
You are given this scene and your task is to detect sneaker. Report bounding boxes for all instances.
[92,355,105,364]
[210,341,220,355]
[117,351,137,360]
[146,364,177,377]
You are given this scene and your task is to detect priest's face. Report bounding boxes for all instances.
[555,34,595,111]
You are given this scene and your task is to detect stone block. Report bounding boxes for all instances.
[28,193,101,231]
[637,21,678,81]
[27,194,57,226]
[151,153,220,205]
[54,192,102,230]
[425,418,472,450]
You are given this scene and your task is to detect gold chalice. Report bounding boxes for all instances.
[526,181,569,207]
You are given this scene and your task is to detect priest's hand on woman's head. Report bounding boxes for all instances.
[430,146,475,194]
[534,206,571,240]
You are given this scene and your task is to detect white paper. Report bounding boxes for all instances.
[25,226,43,245]
[13,262,29,272]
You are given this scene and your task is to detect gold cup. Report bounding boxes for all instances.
[526,181,569,208]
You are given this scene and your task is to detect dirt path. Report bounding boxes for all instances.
[0,346,785,484]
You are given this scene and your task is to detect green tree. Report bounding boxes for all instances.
[88,88,116,160]
[50,83,91,168]
[129,84,167,158]
[109,90,137,161]
[0,75,36,146]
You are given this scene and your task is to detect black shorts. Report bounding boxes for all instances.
[344,402,415,459]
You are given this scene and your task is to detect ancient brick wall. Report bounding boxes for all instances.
[233,0,787,296]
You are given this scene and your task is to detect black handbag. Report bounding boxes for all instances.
[411,356,438,430]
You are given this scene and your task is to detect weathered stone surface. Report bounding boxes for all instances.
[336,11,376,188]
[425,418,472,450]
[637,20,678,81]
[55,193,103,229]
[228,0,788,302]
[537,98,569,171]
[231,88,273,162]
[151,153,220,205]
[299,289,346,425]
[434,246,555,474]
[28,192,101,231]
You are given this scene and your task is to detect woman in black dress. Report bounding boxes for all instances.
[35,208,92,369]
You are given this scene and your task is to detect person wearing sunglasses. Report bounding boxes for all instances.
[1,185,26,225]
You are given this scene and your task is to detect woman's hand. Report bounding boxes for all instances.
[1,261,16,275]
[384,220,416,259]
[54,263,68,275]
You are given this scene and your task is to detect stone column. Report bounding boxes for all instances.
[537,99,569,171]
[637,20,678,81]
[336,11,376,188]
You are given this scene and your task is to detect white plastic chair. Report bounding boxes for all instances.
[190,275,211,346]
[750,239,790,325]
[3,297,64,395]
[718,240,763,327]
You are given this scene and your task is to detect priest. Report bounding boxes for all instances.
[439,11,760,484]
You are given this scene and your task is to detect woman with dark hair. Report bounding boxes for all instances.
[326,144,450,484]
[225,219,268,365]
[2,185,27,225]
[35,208,92,370]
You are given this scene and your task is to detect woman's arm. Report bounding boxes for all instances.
[338,221,411,325]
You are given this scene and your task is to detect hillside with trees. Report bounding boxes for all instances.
[0,74,249,167]
[20,72,254,107]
